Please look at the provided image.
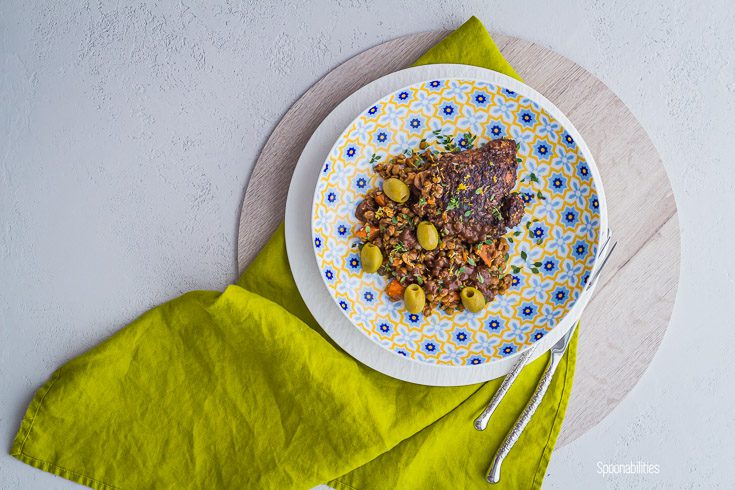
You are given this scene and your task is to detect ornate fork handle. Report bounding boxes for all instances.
[475,231,614,432]
[486,326,574,484]
[482,230,616,484]
[474,344,537,431]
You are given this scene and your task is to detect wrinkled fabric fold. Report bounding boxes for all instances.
[11,16,577,489]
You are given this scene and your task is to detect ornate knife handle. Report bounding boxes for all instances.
[485,229,616,484]
[486,330,572,484]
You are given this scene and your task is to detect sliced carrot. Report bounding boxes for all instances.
[386,279,405,300]
[355,226,368,240]
[375,193,387,206]
[477,244,494,268]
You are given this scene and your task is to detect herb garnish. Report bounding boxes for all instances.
[462,132,477,149]
[446,196,460,211]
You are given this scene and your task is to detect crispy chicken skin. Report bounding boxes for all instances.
[353,138,524,314]
[413,139,524,242]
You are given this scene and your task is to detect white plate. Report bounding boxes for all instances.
[285,64,607,386]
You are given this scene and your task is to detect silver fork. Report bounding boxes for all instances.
[476,231,616,484]
[486,323,577,483]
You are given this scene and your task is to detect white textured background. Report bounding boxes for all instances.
[1,1,734,489]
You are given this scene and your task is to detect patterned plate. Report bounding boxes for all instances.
[312,78,603,367]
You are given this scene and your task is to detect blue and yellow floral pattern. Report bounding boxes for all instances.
[313,79,601,365]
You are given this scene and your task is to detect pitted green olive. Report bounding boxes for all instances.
[404,284,426,314]
[417,221,439,250]
[382,178,410,203]
[360,243,383,273]
[461,287,486,313]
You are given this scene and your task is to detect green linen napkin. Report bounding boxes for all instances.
[11,16,577,489]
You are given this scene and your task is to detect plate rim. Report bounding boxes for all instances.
[287,64,608,386]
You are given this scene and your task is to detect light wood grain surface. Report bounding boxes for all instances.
[236,31,680,447]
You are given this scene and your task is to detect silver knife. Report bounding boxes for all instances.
[474,232,614,433]
[484,233,616,484]
[486,322,577,483]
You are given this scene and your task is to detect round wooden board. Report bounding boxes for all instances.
[236,31,680,447]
